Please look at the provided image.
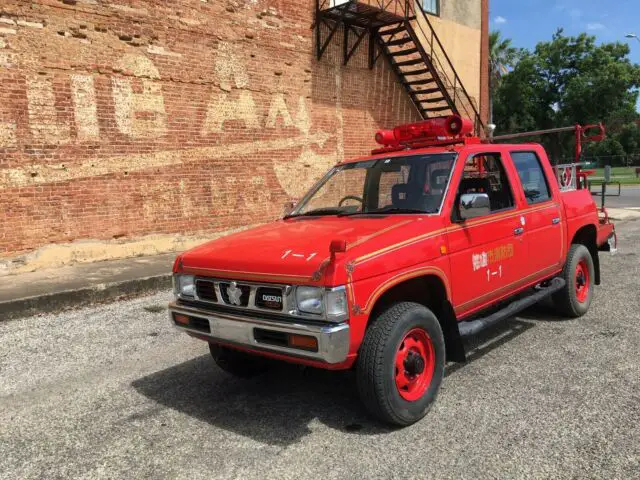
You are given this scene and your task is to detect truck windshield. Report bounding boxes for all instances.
[287,153,457,218]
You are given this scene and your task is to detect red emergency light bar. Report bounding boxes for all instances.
[374,115,474,149]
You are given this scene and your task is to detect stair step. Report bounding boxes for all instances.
[379,25,407,36]
[404,78,435,86]
[424,105,452,112]
[395,58,423,67]
[391,48,418,56]
[411,87,441,96]
[419,96,447,104]
[386,37,412,47]
[402,68,429,76]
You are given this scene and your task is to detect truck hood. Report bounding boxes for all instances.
[180,215,444,285]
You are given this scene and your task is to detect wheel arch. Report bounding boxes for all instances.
[570,223,600,285]
[367,273,465,362]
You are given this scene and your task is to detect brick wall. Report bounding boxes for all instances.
[0,0,448,269]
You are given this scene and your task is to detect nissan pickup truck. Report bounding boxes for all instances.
[169,115,616,426]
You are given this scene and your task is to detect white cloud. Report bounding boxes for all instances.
[587,22,606,31]
[494,16,507,25]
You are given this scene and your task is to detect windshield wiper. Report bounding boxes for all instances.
[284,207,344,219]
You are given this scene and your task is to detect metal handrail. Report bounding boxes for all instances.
[405,1,484,133]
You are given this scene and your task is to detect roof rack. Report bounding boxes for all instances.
[488,123,606,164]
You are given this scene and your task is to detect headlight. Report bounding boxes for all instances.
[295,286,349,321]
[296,286,323,314]
[325,287,348,321]
[175,274,195,297]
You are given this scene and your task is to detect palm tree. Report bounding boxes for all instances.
[489,31,518,123]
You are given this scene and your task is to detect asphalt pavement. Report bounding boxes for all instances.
[591,184,640,209]
[1,222,639,479]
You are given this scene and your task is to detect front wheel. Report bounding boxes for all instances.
[356,302,445,426]
[553,244,595,318]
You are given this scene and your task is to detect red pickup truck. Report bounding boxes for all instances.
[169,116,615,426]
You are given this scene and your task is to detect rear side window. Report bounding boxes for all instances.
[511,152,551,204]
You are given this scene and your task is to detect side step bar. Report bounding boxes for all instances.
[458,278,566,337]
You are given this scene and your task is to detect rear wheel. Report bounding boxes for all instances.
[356,302,445,426]
[209,343,269,378]
[553,244,595,317]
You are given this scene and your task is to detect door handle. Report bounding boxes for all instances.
[552,217,561,225]
[514,227,524,236]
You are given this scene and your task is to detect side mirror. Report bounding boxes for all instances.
[283,200,297,217]
[459,193,490,220]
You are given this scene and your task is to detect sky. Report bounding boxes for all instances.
[490,0,640,109]
[490,0,640,64]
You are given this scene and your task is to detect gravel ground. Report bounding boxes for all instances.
[1,222,639,479]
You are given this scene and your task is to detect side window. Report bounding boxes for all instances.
[511,152,551,204]
[457,153,515,215]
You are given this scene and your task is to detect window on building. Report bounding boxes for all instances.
[422,0,440,15]
[511,152,552,204]
[456,153,515,216]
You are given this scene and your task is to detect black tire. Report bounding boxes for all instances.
[356,302,446,426]
[553,244,595,318]
[209,343,269,378]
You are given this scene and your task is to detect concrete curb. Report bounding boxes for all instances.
[0,274,172,321]
[607,208,640,222]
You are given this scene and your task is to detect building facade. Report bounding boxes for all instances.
[0,0,488,274]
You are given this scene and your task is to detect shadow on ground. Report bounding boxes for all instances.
[133,315,543,446]
[132,355,389,446]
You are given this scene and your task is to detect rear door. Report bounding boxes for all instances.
[446,151,526,317]
[510,150,564,276]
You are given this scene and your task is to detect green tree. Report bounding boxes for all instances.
[489,31,519,122]
[617,122,640,154]
[493,30,640,163]
[586,137,626,166]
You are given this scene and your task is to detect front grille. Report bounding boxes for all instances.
[183,276,328,323]
[195,279,217,302]
[219,282,251,307]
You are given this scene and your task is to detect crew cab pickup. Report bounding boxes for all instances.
[169,116,616,426]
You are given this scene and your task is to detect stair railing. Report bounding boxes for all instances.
[405,1,484,134]
[316,0,485,134]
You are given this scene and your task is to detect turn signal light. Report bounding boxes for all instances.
[173,313,190,325]
[288,334,318,352]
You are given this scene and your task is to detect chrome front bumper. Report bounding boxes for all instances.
[168,302,350,364]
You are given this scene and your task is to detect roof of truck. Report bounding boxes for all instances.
[338,140,544,166]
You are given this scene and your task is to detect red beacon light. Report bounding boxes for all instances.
[375,114,474,148]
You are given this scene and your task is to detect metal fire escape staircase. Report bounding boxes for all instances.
[315,0,484,134]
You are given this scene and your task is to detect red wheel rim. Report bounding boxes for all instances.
[394,328,435,401]
[575,259,590,303]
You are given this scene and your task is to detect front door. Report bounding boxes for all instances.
[447,152,526,317]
